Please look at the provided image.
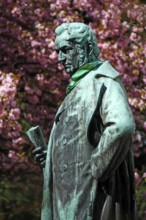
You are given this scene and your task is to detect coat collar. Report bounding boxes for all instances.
[55,61,120,118]
[93,60,119,79]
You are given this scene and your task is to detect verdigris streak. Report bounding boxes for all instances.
[36,23,137,220]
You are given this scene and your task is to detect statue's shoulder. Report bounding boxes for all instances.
[93,60,120,80]
[78,61,120,91]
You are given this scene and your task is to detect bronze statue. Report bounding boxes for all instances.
[29,23,136,220]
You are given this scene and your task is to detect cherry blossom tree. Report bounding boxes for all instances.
[0,0,145,176]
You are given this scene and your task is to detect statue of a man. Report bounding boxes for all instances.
[34,23,136,220]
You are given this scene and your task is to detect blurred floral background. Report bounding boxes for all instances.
[0,0,146,219]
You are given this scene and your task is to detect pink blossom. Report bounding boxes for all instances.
[8,151,19,162]
[0,105,4,116]
[135,132,142,142]
[133,26,143,33]
[101,43,110,49]
[11,131,20,138]
[11,6,21,16]
[50,3,56,11]
[34,88,42,96]
[143,172,146,178]
[49,51,58,60]
[31,40,41,47]
[13,123,22,132]
[46,39,55,48]
[130,32,137,41]
[134,172,141,185]
[143,77,146,84]
[25,113,32,121]
[27,95,39,105]
[10,100,17,108]
[129,52,135,58]
[0,119,3,134]
[36,74,45,87]
[122,21,130,29]
[13,137,25,146]
[8,150,15,158]
[25,85,34,94]
[9,108,20,120]
[143,122,146,131]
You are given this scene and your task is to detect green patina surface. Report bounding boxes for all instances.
[32,23,136,220]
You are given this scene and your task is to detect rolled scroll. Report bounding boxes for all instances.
[26,126,47,150]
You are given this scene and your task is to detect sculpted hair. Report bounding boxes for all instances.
[55,22,100,57]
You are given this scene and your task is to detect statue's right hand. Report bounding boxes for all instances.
[32,147,47,168]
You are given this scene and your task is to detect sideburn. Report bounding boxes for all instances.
[71,44,80,72]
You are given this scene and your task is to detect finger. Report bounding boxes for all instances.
[41,160,46,168]
[39,157,45,162]
[36,152,46,159]
[32,147,42,155]
[36,153,45,160]
[43,150,47,155]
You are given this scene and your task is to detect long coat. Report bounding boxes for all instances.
[41,61,136,220]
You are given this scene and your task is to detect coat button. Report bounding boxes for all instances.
[65,117,69,123]
[63,138,67,145]
[63,164,68,171]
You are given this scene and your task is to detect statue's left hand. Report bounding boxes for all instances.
[32,147,47,168]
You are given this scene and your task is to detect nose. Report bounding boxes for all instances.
[58,51,66,63]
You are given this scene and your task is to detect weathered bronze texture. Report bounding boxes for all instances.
[33,23,137,220]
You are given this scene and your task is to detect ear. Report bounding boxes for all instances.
[87,42,93,55]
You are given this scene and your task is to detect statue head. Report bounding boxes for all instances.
[55,22,100,75]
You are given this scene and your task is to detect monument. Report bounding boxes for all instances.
[27,22,136,220]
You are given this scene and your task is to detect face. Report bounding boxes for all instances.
[55,34,89,76]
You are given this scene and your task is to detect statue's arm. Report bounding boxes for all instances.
[31,123,55,168]
[91,78,135,181]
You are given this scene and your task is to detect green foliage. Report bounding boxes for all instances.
[136,172,146,220]
[0,175,42,220]
[0,173,146,220]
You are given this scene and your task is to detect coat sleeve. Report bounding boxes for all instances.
[91,77,135,181]
[41,123,56,220]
